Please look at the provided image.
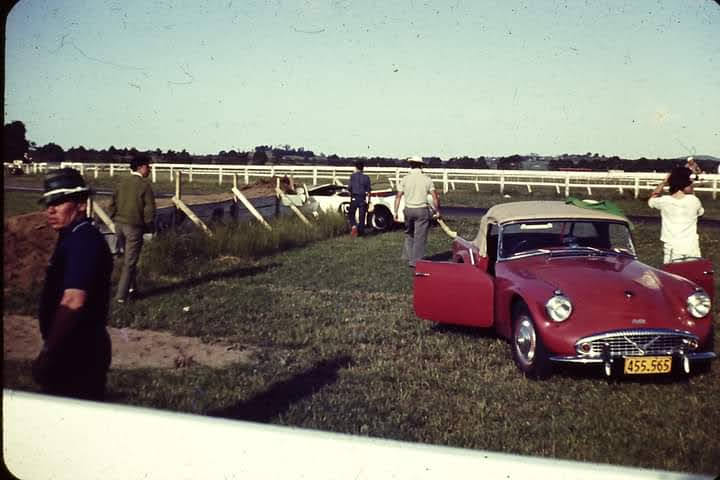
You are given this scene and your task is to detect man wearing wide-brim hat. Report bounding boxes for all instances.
[393,156,441,268]
[33,168,113,400]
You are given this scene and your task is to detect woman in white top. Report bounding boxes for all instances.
[648,166,705,263]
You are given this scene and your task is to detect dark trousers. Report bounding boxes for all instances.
[348,195,367,234]
[115,223,144,300]
[38,330,112,401]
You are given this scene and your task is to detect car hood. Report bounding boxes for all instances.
[507,255,697,329]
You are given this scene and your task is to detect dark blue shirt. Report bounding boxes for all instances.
[39,217,113,344]
[349,171,371,197]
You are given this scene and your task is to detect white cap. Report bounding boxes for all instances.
[407,155,425,164]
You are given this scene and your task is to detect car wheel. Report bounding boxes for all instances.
[370,207,393,232]
[511,303,552,379]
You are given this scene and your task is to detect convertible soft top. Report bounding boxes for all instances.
[472,201,630,256]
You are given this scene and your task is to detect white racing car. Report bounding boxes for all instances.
[282,183,412,231]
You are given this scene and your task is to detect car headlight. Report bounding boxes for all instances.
[546,294,573,322]
[687,291,711,318]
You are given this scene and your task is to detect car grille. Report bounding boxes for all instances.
[576,329,699,357]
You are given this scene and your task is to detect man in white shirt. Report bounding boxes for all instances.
[394,156,440,268]
[648,166,704,263]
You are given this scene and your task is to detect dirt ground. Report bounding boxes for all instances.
[3,179,279,369]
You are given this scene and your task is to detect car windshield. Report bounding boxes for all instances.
[499,220,635,259]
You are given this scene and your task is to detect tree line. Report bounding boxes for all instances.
[3,120,717,173]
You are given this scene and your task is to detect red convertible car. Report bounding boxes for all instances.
[414,201,716,378]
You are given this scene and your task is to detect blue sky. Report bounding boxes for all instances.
[4,0,720,159]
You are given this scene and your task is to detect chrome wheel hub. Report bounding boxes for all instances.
[515,317,537,366]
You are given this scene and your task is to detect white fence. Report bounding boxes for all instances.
[4,389,710,480]
[6,161,719,199]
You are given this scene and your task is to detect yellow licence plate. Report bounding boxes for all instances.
[623,356,672,375]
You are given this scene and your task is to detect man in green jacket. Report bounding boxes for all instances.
[108,155,156,303]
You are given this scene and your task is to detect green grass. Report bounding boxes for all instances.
[4,209,719,474]
[4,175,720,474]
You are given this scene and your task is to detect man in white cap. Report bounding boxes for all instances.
[394,156,440,267]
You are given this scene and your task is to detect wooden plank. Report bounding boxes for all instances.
[232,187,272,231]
[172,197,213,236]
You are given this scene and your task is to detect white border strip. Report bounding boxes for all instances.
[3,390,710,480]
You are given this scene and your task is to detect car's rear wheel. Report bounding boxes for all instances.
[512,303,552,379]
[370,207,393,232]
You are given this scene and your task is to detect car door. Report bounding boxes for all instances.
[413,260,494,327]
[661,258,715,302]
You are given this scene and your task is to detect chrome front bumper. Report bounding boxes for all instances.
[550,351,717,364]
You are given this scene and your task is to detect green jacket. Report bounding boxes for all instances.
[108,172,156,229]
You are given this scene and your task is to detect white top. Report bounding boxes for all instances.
[400,169,435,208]
[648,194,704,246]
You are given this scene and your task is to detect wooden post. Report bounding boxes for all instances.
[443,170,449,194]
[564,175,570,197]
[94,166,99,179]
[189,166,193,182]
[244,167,249,185]
[172,198,213,236]
[275,178,281,218]
[275,186,311,226]
[232,187,272,231]
[313,167,318,185]
[152,164,157,183]
[175,171,182,200]
[713,179,717,200]
[500,175,505,194]
[110,164,114,177]
[92,203,116,234]
[633,177,640,199]
[218,166,223,185]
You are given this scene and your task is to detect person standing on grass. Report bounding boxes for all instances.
[108,154,156,303]
[348,160,371,237]
[33,168,113,400]
[394,156,440,268]
[648,166,704,263]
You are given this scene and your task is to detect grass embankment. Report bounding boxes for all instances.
[3,202,719,473]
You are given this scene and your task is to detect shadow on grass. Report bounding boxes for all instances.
[134,263,281,300]
[429,322,497,340]
[207,354,354,422]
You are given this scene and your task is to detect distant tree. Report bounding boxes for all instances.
[35,142,65,163]
[3,121,30,161]
[252,150,268,165]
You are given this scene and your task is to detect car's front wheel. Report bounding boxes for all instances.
[511,303,552,379]
[370,207,393,232]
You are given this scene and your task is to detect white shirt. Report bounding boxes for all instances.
[400,169,435,208]
[648,194,704,246]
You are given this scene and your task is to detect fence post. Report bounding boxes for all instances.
[313,167,318,185]
[79,164,84,175]
[189,166,193,182]
[175,171,182,199]
[564,174,570,197]
[500,175,505,194]
[713,178,718,200]
[633,177,639,199]
[395,169,400,188]
[110,164,114,177]
[443,170,449,194]
[245,167,249,185]
[152,164,157,183]
[218,166,223,185]
[170,167,174,182]
[94,166,99,179]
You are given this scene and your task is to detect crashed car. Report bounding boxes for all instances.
[282,183,403,231]
[414,201,715,379]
